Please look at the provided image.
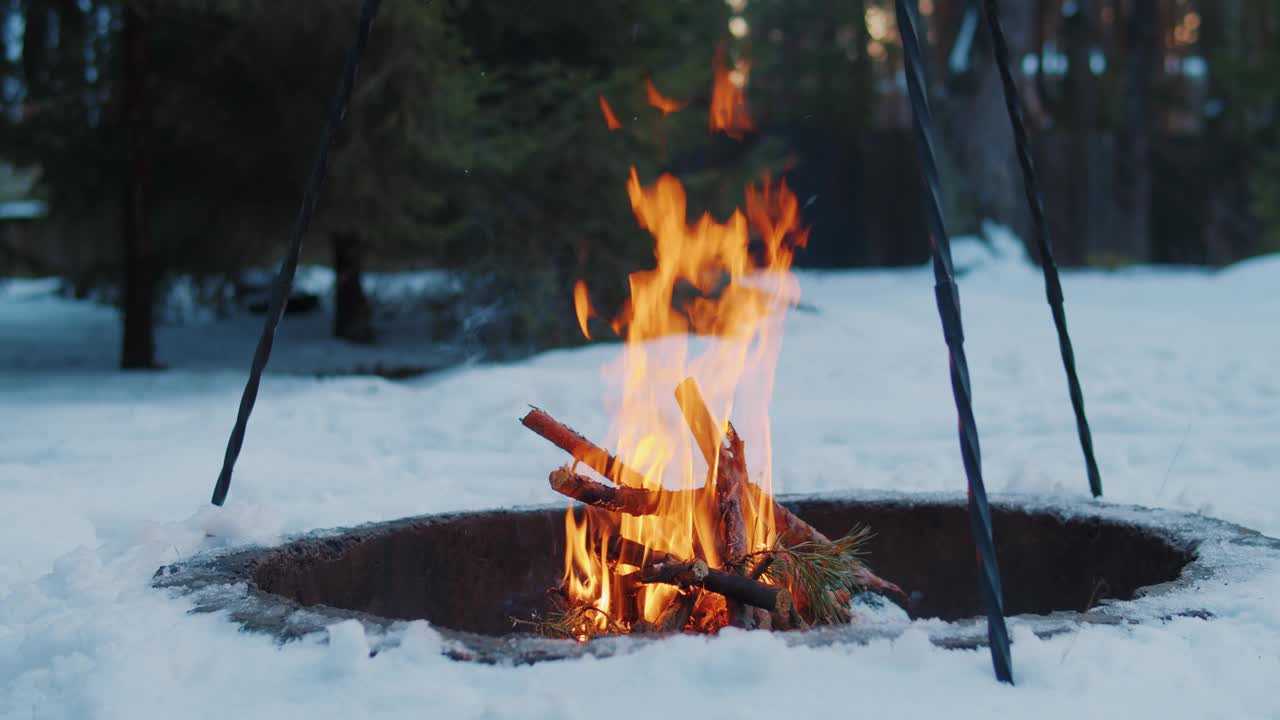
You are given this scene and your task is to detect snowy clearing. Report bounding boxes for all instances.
[2,240,1279,719]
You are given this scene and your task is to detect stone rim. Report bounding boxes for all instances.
[152,491,1280,663]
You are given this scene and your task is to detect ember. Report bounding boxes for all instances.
[517,51,903,639]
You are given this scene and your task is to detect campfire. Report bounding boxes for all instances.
[517,51,904,639]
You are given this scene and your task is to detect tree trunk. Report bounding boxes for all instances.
[942,0,1035,243]
[1113,0,1156,263]
[1198,0,1253,265]
[20,0,50,95]
[121,1,156,370]
[1060,0,1100,266]
[331,231,375,343]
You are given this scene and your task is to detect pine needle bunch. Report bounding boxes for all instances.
[755,525,875,624]
[511,603,627,639]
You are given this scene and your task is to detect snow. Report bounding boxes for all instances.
[3,239,1280,718]
[0,269,472,375]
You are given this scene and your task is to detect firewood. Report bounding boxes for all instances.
[550,466,659,514]
[639,559,709,587]
[657,590,699,633]
[674,377,723,471]
[605,536,790,615]
[522,407,647,488]
[715,424,750,563]
[535,378,907,634]
[752,607,773,630]
[769,605,792,630]
[634,590,699,634]
[788,606,809,630]
[617,571,643,626]
[549,466,704,517]
[607,536,676,568]
[703,568,792,616]
[714,424,753,627]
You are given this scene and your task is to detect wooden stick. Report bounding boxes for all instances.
[671,377,905,615]
[521,407,646,488]
[658,591,699,633]
[703,569,792,615]
[550,467,702,516]
[752,607,773,630]
[634,589,699,634]
[674,377,723,470]
[550,466,661,514]
[640,559,709,587]
[615,571,643,626]
[715,423,752,627]
[607,536,676,568]
[715,426,750,564]
[605,536,789,614]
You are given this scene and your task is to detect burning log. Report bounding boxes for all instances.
[715,424,750,563]
[634,590,700,634]
[526,378,906,635]
[714,424,754,627]
[550,466,671,515]
[522,407,647,488]
[604,536,789,614]
[658,592,699,633]
[752,608,773,630]
[674,377,723,474]
[608,535,676,568]
[672,377,910,608]
[640,559,709,587]
[703,568,792,616]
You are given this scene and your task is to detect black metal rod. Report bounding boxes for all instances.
[894,0,1013,684]
[211,0,384,506]
[981,0,1103,498]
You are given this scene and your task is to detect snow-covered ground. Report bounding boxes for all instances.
[0,268,472,376]
[3,237,1279,719]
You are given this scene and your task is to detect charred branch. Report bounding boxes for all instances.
[549,467,699,516]
[674,377,724,470]
[607,536,676,568]
[522,408,647,488]
[715,423,750,564]
[640,559,709,587]
[703,569,793,616]
[605,536,790,615]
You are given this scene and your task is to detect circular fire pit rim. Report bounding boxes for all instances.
[153,490,1280,663]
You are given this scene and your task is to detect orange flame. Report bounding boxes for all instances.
[645,78,686,116]
[573,280,596,340]
[565,50,804,632]
[599,95,623,130]
[710,47,753,139]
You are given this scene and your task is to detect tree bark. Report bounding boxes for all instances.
[1199,0,1254,265]
[21,0,50,95]
[547,466,697,515]
[120,1,156,370]
[520,407,650,489]
[1059,0,1100,265]
[942,0,1036,244]
[1113,0,1156,264]
[331,231,374,343]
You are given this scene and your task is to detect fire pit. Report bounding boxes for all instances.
[179,42,1280,673]
[153,491,1280,663]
